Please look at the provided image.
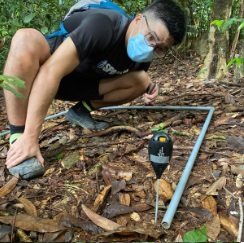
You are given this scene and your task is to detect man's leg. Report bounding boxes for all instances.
[66,70,150,130]
[4,28,51,178]
[4,28,51,127]
[96,70,150,107]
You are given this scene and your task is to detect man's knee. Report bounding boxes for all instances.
[11,28,49,62]
[130,70,150,90]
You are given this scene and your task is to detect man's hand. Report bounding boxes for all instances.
[144,83,159,104]
[5,134,44,169]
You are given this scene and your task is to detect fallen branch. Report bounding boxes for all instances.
[156,92,224,103]
[67,138,143,150]
[86,125,151,138]
[218,80,244,87]
[153,113,184,129]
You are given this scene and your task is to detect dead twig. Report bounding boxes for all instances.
[156,92,223,103]
[85,125,151,138]
[11,208,18,242]
[218,80,244,87]
[153,113,184,129]
[0,140,8,146]
[237,197,243,242]
[67,138,142,150]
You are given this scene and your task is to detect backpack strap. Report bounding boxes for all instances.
[46,22,69,39]
[88,1,130,18]
[46,10,130,41]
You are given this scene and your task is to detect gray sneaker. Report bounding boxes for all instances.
[8,157,45,179]
[65,107,109,130]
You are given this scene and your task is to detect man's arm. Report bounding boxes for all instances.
[6,37,80,168]
[25,37,80,139]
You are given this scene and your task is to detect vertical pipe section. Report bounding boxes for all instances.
[161,106,215,229]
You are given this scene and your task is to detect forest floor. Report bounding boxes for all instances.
[0,52,243,242]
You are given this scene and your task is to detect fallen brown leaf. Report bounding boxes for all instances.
[219,214,238,237]
[119,193,131,206]
[174,233,183,242]
[82,204,120,231]
[116,215,129,226]
[111,179,126,195]
[18,197,38,217]
[202,196,217,216]
[206,176,226,195]
[95,226,162,241]
[206,215,221,240]
[153,179,173,202]
[0,214,66,233]
[102,164,133,181]
[225,93,236,105]
[132,203,152,212]
[92,184,111,212]
[42,230,66,242]
[231,165,244,177]
[0,174,19,198]
[102,203,134,219]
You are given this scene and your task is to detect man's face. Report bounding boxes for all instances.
[131,14,174,58]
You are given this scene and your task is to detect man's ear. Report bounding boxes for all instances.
[134,13,143,24]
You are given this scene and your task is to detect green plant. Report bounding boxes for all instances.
[0,75,25,98]
[211,18,244,31]
[227,57,244,68]
[0,0,76,73]
[188,0,213,37]
[211,18,244,68]
[56,153,64,160]
[151,123,168,133]
[182,225,208,242]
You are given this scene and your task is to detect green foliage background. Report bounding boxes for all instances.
[0,0,243,74]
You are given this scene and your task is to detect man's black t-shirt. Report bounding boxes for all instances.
[49,9,150,80]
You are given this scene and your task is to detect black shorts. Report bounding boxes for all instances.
[55,72,102,101]
[47,37,103,101]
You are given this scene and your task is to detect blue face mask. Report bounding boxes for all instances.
[127,32,155,63]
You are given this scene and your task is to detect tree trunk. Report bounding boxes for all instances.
[198,0,232,80]
[234,38,244,82]
[230,0,244,59]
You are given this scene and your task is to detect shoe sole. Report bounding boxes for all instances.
[65,110,109,130]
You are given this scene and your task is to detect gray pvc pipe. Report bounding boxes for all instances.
[101,105,215,229]
[0,105,215,230]
[161,106,215,229]
[0,110,68,137]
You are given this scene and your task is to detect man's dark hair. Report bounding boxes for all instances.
[142,0,186,45]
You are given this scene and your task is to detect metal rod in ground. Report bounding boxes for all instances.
[155,178,160,223]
